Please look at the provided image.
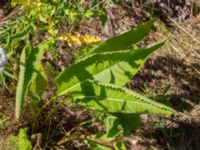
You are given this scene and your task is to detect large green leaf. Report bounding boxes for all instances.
[89,19,155,54]
[56,42,164,96]
[15,39,51,120]
[15,44,32,120]
[72,80,176,115]
[93,42,164,86]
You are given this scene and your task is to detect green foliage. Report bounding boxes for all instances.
[11,0,112,28]
[1,1,176,148]
[0,113,7,130]
[54,21,176,149]
[55,42,164,96]
[1,0,112,82]
[2,128,32,150]
[89,20,155,54]
[0,72,8,89]
[11,18,176,149]
[30,65,48,97]
[69,80,175,115]
[87,115,126,150]
[6,25,33,56]
[15,39,52,119]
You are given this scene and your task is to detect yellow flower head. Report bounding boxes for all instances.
[58,33,101,47]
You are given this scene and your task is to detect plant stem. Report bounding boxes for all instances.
[37,96,57,117]
[58,134,116,149]
[41,98,66,126]
[59,118,96,143]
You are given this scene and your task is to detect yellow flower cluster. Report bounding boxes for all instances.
[58,33,101,47]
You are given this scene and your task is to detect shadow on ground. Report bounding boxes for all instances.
[129,53,200,111]
[127,51,200,150]
[131,114,200,150]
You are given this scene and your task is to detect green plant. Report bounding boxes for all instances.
[15,19,176,149]
[1,128,32,150]
[0,113,7,130]
[0,0,117,87]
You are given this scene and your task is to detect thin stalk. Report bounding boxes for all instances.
[59,118,96,142]
[58,134,116,149]
[37,96,57,117]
